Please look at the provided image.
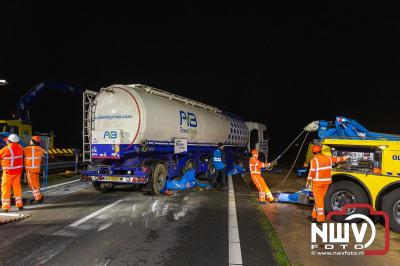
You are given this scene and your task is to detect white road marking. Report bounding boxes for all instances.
[43,179,81,190]
[23,201,89,210]
[69,199,124,227]
[0,213,25,217]
[228,175,243,265]
[23,179,81,194]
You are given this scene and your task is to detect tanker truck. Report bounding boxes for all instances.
[81,84,268,194]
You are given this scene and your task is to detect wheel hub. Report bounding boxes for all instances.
[392,199,400,224]
[331,190,357,214]
[157,171,166,189]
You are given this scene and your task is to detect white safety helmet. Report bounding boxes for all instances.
[7,134,19,143]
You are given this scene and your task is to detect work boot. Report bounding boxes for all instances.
[268,198,278,203]
[18,207,24,211]
[1,209,8,213]
[258,201,267,205]
[32,197,44,205]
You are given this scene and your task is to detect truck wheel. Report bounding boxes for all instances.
[92,182,114,193]
[324,181,369,222]
[151,163,167,195]
[183,159,196,173]
[382,188,400,233]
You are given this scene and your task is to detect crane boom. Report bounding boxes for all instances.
[17,81,82,121]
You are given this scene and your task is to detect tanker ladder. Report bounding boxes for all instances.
[82,90,98,163]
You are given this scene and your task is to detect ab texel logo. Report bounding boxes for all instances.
[311,204,390,256]
[179,111,198,135]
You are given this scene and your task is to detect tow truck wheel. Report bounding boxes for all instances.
[151,163,167,195]
[382,188,400,233]
[92,182,114,193]
[324,180,369,222]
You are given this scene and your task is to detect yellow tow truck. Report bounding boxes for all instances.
[321,138,400,232]
[303,117,400,232]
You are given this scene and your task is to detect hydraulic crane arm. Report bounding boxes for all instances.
[17,81,82,121]
[316,117,400,140]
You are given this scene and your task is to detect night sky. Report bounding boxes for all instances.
[1,2,400,159]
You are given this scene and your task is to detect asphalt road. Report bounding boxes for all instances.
[0,176,276,266]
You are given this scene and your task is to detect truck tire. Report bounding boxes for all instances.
[92,182,114,193]
[324,180,369,222]
[151,163,167,195]
[382,188,400,233]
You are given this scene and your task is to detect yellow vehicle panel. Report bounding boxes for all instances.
[323,138,400,147]
[322,138,400,208]
[382,149,400,176]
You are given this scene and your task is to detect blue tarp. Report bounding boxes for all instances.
[276,189,313,205]
[227,164,246,176]
[162,169,208,192]
[162,164,246,192]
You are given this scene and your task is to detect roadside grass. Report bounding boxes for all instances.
[242,173,291,266]
[254,200,291,266]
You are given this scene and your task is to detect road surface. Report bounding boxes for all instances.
[0,175,276,266]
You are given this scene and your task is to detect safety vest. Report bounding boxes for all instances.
[249,157,266,175]
[213,148,225,170]
[307,154,346,184]
[24,145,44,173]
[0,143,24,175]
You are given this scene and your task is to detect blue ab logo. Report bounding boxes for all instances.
[103,131,118,139]
[179,111,198,134]
[180,111,197,128]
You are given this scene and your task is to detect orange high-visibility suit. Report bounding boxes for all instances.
[24,145,45,201]
[249,157,274,202]
[0,143,24,210]
[307,154,347,222]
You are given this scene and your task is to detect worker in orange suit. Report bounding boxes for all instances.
[307,144,349,222]
[24,136,45,204]
[249,149,276,203]
[0,134,24,212]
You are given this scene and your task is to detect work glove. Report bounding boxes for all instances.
[265,162,274,171]
[271,160,278,166]
[306,180,313,190]
[306,182,311,191]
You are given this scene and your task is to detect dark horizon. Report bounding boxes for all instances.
[2,3,400,158]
